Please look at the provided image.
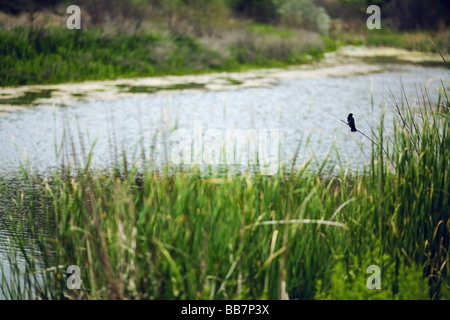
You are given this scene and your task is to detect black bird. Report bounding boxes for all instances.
[347,113,357,132]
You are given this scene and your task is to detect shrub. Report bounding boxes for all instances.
[274,0,330,35]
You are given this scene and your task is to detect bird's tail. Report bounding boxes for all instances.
[351,128,357,132]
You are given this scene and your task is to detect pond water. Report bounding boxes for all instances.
[0,60,449,299]
[0,63,448,175]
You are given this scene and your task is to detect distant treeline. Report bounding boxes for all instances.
[316,0,450,31]
[0,0,449,31]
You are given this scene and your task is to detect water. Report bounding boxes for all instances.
[0,62,448,299]
[0,63,448,175]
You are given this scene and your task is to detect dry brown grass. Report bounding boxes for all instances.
[0,10,65,29]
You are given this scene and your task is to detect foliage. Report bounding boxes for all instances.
[2,76,449,299]
[274,0,330,35]
[0,26,328,87]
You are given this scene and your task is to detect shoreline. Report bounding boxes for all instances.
[0,46,447,112]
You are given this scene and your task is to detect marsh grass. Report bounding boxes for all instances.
[0,89,57,105]
[0,26,330,87]
[331,27,450,54]
[1,75,450,300]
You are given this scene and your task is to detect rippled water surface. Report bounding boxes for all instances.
[1,64,448,176]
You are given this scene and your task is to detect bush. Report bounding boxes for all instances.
[274,0,330,35]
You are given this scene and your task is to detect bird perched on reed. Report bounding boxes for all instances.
[347,113,357,132]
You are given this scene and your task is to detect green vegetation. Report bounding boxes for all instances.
[331,27,450,53]
[0,26,330,87]
[1,75,449,300]
[117,82,206,93]
[0,89,57,105]
[1,25,447,88]
[1,1,449,87]
[1,0,450,300]
[226,78,243,85]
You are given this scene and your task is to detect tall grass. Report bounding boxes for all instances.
[1,76,450,300]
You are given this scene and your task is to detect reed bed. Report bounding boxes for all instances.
[1,75,449,300]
